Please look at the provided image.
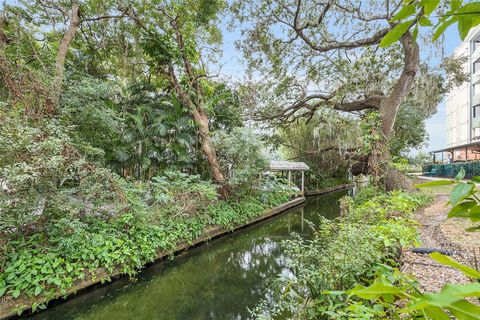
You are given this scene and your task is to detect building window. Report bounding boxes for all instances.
[474,105,480,118]
[474,33,480,51]
[474,58,480,74]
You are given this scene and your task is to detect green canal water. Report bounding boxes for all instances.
[27,189,350,320]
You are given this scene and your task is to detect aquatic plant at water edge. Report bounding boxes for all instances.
[253,189,431,319]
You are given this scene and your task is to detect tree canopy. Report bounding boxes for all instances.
[233,0,467,187]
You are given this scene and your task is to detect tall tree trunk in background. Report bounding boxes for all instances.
[370,31,420,190]
[191,107,230,197]
[0,17,13,95]
[52,3,80,106]
[0,16,6,53]
[168,66,229,197]
[168,19,230,198]
[235,0,422,191]
[380,32,420,138]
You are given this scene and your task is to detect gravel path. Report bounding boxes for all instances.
[400,194,480,292]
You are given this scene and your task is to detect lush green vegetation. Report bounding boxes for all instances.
[0,0,302,311]
[2,0,480,318]
[1,171,293,310]
[306,176,352,192]
[253,188,432,319]
[257,169,480,319]
[342,170,480,319]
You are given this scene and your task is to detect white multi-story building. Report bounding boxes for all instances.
[442,26,480,162]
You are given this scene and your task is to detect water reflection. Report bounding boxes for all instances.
[27,190,348,320]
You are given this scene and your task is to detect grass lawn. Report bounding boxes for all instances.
[413,177,454,196]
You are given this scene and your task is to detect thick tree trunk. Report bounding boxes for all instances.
[168,67,230,198]
[379,32,420,137]
[368,31,420,190]
[191,107,228,185]
[168,20,230,198]
[53,3,80,105]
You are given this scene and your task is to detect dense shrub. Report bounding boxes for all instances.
[212,127,269,192]
[0,169,295,310]
[0,115,123,235]
[305,173,351,191]
[208,192,290,229]
[253,189,432,319]
[60,78,123,158]
[149,171,218,219]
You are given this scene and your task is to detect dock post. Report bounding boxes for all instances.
[301,207,304,232]
[301,171,305,196]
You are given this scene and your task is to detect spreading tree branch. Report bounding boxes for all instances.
[259,93,384,124]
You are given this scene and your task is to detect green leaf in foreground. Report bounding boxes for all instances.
[0,287,6,297]
[347,281,404,300]
[450,182,474,206]
[12,288,20,298]
[424,306,450,320]
[423,0,440,15]
[391,4,416,22]
[34,286,42,296]
[455,167,466,180]
[419,17,433,27]
[423,306,450,320]
[447,201,480,220]
[409,283,480,310]
[433,17,457,41]
[380,20,414,47]
[466,225,480,232]
[448,299,480,319]
[430,252,480,278]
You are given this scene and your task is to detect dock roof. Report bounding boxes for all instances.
[269,161,310,171]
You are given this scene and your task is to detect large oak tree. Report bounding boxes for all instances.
[234,0,424,188]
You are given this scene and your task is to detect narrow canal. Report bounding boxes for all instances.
[28,189,350,320]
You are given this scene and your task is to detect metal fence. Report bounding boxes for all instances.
[422,161,480,178]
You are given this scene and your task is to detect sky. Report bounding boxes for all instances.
[217,19,463,156]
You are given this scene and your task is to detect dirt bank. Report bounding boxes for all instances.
[401,186,480,292]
